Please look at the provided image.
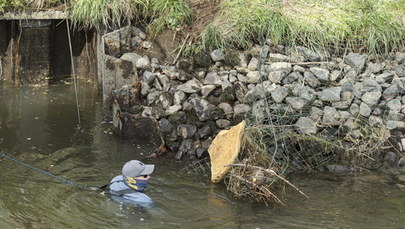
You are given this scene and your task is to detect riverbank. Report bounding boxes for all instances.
[1,0,405,204]
[104,25,405,197]
[0,82,404,228]
[2,0,404,56]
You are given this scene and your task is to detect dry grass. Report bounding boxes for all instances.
[198,0,405,56]
[221,98,393,205]
[2,0,404,55]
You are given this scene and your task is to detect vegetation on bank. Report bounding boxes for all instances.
[0,0,60,11]
[200,0,405,56]
[70,0,192,36]
[2,0,404,205]
[1,0,404,55]
[0,0,193,36]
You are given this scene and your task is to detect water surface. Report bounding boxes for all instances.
[0,82,404,229]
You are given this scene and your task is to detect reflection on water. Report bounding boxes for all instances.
[0,82,404,229]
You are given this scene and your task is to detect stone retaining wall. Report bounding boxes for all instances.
[104,26,405,168]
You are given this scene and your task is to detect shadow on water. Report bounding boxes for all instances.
[0,82,404,229]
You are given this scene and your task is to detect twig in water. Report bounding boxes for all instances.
[232,174,285,206]
[227,163,309,198]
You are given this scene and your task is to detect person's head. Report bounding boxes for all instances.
[122,160,155,179]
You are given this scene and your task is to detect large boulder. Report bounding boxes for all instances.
[208,121,246,183]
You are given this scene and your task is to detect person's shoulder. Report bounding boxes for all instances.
[110,175,124,183]
[110,175,124,185]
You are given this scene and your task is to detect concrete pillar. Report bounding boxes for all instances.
[0,20,15,84]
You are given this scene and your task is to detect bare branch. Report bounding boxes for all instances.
[232,175,285,206]
[227,163,309,199]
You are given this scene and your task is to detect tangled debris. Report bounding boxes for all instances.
[183,101,391,206]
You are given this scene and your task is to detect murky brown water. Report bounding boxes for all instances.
[0,82,404,229]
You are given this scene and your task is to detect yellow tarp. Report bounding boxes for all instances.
[208,121,246,183]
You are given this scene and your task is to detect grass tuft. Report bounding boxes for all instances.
[27,0,60,9]
[198,0,405,56]
[70,0,149,30]
[70,0,192,33]
[148,0,192,38]
[200,0,289,51]
[1,0,404,55]
[0,0,25,13]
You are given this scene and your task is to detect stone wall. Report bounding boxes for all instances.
[105,26,405,168]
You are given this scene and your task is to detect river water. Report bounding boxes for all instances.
[0,81,404,229]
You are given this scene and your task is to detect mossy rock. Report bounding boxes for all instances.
[211,107,225,120]
[223,50,241,66]
[206,95,220,106]
[177,59,192,69]
[193,52,211,68]
[168,111,187,124]
[149,107,166,119]
[219,87,235,104]
[185,111,204,126]
[126,105,143,114]
[231,115,246,126]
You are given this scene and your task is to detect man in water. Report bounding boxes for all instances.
[109,160,155,207]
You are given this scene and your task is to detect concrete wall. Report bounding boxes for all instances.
[0,21,13,83]
[100,26,144,102]
[18,20,52,84]
[50,20,98,83]
[0,19,98,85]
[0,21,5,82]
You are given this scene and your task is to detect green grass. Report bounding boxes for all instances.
[343,0,405,55]
[70,0,192,35]
[0,0,60,13]
[27,0,60,8]
[70,0,150,30]
[1,0,404,56]
[0,0,25,13]
[199,0,405,56]
[148,0,192,38]
[200,0,289,51]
